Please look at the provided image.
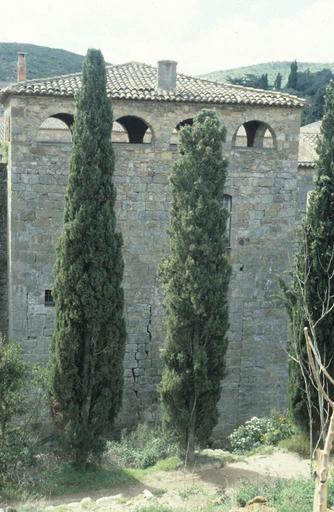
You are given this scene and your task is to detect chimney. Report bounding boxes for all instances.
[157,60,177,91]
[17,52,27,81]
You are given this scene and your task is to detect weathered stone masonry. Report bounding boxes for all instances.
[1,64,304,436]
[0,162,7,335]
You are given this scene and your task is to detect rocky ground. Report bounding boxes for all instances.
[19,450,313,512]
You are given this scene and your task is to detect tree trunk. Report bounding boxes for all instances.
[185,395,197,467]
[313,408,334,512]
[185,411,196,467]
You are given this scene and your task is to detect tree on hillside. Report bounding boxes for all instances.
[159,109,231,465]
[258,73,269,90]
[283,82,334,441]
[228,73,266,89]
[48,49,126,468]
[274,72,282,90]
[287,59,298,89]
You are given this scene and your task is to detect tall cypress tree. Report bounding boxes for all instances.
[160,109,231,463]
[274,72,282,91]
[285,82,334,437]
[258,73,269,90]
[48,49,126,467]
[287,60,298,89]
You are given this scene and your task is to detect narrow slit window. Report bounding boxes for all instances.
[223,194,232,247]
[45,290,55,307]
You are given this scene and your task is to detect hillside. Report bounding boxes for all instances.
[0,42,85,83]
[201,61,334,85]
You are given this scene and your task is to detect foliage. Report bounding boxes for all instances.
[283,82,334,436]
[201,61,334,86]
[235,480,259,507]
[105,424,178,469]
[274,72,282,90]
[231,478,316,512]
[0,336,35,488]
[258,73,269,89]
[0,142,8,162]
[287,60,298,89]
[228,415,296,453]
[227,73,269,89]
[48,49,126,467]
[159,109,231,459]
[278,432,310,458]
[297,68,333,124]
[0,42,85,82]
[210,61,334,124]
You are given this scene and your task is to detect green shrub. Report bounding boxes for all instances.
[232,478,315,512]
[278,432,310,458]
[105,424,178,469]
[235,481,259,507]
[0,336,32,488]
[229,414,296,453]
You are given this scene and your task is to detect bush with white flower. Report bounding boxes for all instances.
[228,414,296,453]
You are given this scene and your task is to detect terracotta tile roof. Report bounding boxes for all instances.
[298,161,316,168]
[0,62,304,108]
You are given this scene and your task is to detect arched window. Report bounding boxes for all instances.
[112,121,129,143]
[36,114,73,143]
[114,116,152,144]
[233,121,275,149]
[223,194,232,247]
[170,118,194,145]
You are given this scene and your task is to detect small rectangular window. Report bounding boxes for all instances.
[45,290,55,307]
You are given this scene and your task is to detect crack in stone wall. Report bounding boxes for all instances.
[130,304,153,421]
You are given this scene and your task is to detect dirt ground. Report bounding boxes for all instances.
[31,450,312,511]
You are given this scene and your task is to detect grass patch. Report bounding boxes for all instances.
[39,462,138,496]
[278,432,310,458]
[178,484,203,499]
[134,507,174,512]
[106,424,178,469]
[221,477,332,512]
[134,506,222,512]
[50,463,137,495]
[128,455,181,479]
[5,454,181,503]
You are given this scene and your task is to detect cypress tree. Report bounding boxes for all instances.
[285,82,334,437]
[160,109,231,463]
[258,73,269,90]
[287,60,298,89]
[274,72,282,91]
[48,49,126,467]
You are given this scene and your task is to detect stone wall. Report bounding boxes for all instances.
[4,94,302,435]
[297,164,316,220]
[0,162,7,336]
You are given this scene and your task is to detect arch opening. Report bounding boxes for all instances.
[115,116,152,144]
[170,118,194,145]
[36,114,73,143]
[233,121,275,149]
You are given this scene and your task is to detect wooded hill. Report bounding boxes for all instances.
[201,61,334,87]
[0,42,85,83]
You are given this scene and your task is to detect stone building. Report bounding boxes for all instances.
[297,120,320,218]
[0,57,305,437]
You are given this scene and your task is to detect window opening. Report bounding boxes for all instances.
[45,290,55,307]
[223,194,232,246]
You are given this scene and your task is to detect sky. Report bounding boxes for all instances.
[2,0,334,75]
